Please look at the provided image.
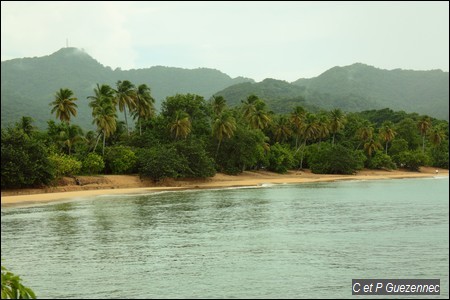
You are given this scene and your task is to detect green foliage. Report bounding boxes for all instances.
[1,264,36,299]
[104,146,137,174]
[48,154,82,178]
[388,138,409,156]
[137,145,188,181]
[215,126,267,174]
[1,127,55,188]
[429,142,449,169]
[308,143,366,174]
[367,152,397,170]
[82,153,105,174]
[393,151,430,171]
[173,139,216,178]
[267,143,294,173]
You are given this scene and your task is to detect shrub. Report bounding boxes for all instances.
[49,154,82,178]
[105,146,137,174]
[82,153,105,174]
[137,145,188,181]
[267,143,294,173]
[309,143,365,174]
[393,150,430,171]
[1,127,55,188]
[367,152,397,170]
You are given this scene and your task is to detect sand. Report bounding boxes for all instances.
[1,167,448,208]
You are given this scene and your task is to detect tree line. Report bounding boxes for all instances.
[1,79,448,188]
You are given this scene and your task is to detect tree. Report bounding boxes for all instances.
[49,88,78,124]
[88,84,117,156]
[170,111,191,139]
[114,80,136,136]
[309,143,365,174]
[272,115,292,143]
[379,121,397,154]
[355,123,374,150]
[16,116,36,137]
[417,116,431,152]
[212,111,236,157]
[363,138,382,157]
[1,265,36,299]
[131,84,155,136]
[329,108,346,144]
[290,106,306,148]
[2,127,55,188]
[428,126,446,147]
[210,95,226,116]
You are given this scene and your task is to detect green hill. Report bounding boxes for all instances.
[214,63,448,120]
[293,63,449,120]
[1,47,253,130]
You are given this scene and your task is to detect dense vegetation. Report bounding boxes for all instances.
[1,78,448,188]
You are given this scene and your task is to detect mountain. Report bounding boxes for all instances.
[214,63,449,120]
[1,47,253,129]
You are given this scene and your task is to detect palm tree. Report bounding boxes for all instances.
[379,121,397,154]
[50,88,78,124]
[16,116,35,136]
[247,100,271,130]
[355,123,374,150]
[241,94,259,119]
[132,84,155,135]
[59,123,85,155]
[88,84,117,156]
[329,109,345,144]
[290,106,306,148]
[170,111,191,139]
[428,126,446,147]
[363,138,382,157]
[417,116,431,152]
[114,80,136,136]
[212,111,236,157]
[272,115,292,143]
[211,95,227,116]
[297,113,320,169]
[317,113,330,143]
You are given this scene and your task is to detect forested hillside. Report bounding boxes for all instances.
[1,47,252,129]
[214,63,448,120]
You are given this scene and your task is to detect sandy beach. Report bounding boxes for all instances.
[1,167,448,208]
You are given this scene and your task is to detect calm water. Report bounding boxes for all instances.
[1,177,449,299]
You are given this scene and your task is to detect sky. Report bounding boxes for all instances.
[1,1,449,82]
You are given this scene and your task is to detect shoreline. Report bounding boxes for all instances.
[1,167,448,208]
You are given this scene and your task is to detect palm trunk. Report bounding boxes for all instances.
[332,133,335,145]
[385,142,388,155]
[124,107,130,136]
[139,118,142,136]
[93,132,102,152]
[215,139,222,158]
[422,135,425,152]
[102,131,106,156]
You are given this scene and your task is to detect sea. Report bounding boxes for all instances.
[1,177,448,298]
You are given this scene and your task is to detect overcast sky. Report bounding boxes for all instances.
[1,1,448,82]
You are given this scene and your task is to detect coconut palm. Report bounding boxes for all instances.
[363,138,382,157]
[132,84,155,135]
[50,88,78,124]
[355,123,374,150]
[247,99,271,130]
[317,113,330,143]
[272,115,292,143]
[428,126,446,147]
[211,95,227,116]
[88,84,117,155]
[379,121,397,154]
[59,123,85,155]
[114,80,136,136]
[290,106,306,148]
[241,94,259,119]
[170,111,191,139]
[213,111,237,157]
[329,108,346,144]
[417,116,431,152]
[16,116,35,136]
